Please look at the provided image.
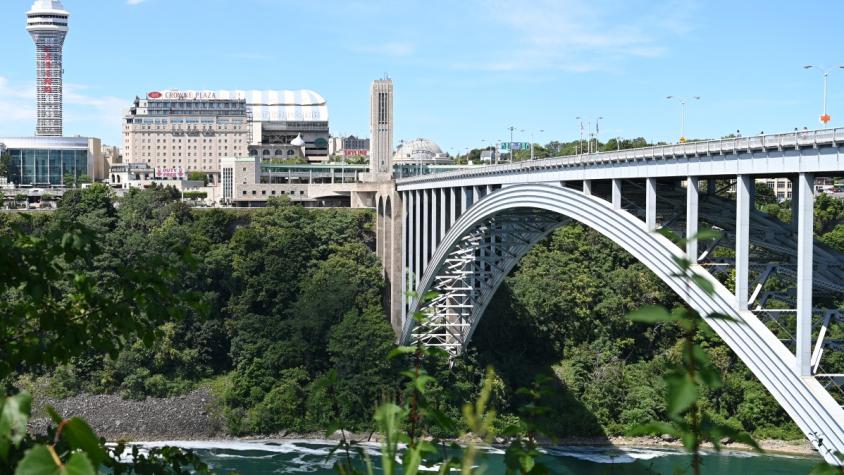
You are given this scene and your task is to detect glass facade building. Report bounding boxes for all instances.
[0,136,97,186]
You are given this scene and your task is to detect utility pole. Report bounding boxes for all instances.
[507,126,516,162]
[804,65,844,128]
[666,96,700,143]
[576,117,584,156]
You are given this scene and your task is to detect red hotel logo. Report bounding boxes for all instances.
[147,91,162,99]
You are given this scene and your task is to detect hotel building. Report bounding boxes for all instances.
[122,91,250,182]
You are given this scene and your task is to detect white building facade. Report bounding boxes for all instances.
[122,91,250,182]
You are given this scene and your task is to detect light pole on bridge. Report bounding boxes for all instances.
[666,96,700,143]
[804,65,844,128]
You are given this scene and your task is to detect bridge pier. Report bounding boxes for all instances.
[686,176,699,262]
[796,172,815,376]
[735,175,752,310]
[611,179,622,209]
[645,177,657,231]
[375,186,404,334]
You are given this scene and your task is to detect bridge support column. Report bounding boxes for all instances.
[791,176,800,232]
[611,179,622,209]
[796,172,815,376]
[736,175,752,310]
[687,176,699,262]
[431,188,439,248]
[462,187,470,214]
[707,178,716,195]
[414,190,421,290]
[646,177,657,231]
[583,180,593,196]
[422,190,430,268]
[400,192,408,331]
[449,188,457,227]
[439,189,447,243]
[388,191,403,334]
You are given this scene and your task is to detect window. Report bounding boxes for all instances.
[252,190,256,195]
[261,190,266,195]
[242,190,246,195]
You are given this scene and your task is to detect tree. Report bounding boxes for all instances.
[187,171,208,186]
[755,182,778,206]
[326,308,399,429]
[290,242,384,369]
[0,151,11,181]
[0,219,209,473]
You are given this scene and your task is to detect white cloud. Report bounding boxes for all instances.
[464,0,695,72]
[126,0,146,5]
[0,77,125,141]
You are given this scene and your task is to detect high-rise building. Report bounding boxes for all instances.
[27,0,69,137]
[122,91,250,182]
[369,76,393,175]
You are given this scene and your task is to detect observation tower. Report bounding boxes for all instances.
[26,0,69,136]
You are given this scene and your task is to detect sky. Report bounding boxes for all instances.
[0,0,842,153]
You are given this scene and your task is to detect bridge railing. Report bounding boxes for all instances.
[396,127,844,184]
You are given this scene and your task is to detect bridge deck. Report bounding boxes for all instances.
[397,128,844,189]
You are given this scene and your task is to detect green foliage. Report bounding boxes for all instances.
[0,152,11,180]
[821,224,844,253]
[187,171,209,186]
[248,368,309,433]
[327,309,399,429]
[183,191,208,200]
[627,236,760,475]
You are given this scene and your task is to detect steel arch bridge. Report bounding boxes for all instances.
[374,128,844,464]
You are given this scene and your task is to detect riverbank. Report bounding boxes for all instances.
[31,390,818,458]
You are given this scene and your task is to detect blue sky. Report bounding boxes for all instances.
[0,0,842,152]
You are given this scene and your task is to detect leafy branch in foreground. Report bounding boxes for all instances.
[630,230,760,475]
[331,291,554,475]
[0,222,219,474]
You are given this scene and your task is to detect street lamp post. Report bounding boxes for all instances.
[576,117,584,155]
[666,96,700,143]
[507,126,516,163]
[804,65,844,128]
[594,117,603,152]
[529,129,544,160]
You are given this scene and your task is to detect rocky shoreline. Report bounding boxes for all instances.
[30,390,819,458]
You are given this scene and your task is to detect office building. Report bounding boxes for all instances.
[369,77,393,175]
[329,135,370,160]
[27,0,69,137]
[0,136,102,186]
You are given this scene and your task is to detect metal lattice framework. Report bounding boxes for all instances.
[407,211,564,350]
[394,183,844,465]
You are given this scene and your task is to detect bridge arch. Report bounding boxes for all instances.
[401,183,844,463]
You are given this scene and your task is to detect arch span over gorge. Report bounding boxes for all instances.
[399,183,844,464]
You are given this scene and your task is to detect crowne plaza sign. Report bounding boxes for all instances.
[147,90,244,101]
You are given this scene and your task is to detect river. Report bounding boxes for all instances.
[137,440,822,474]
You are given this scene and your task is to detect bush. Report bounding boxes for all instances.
[247,368,309,433]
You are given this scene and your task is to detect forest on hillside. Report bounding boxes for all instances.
[3,183,844,441]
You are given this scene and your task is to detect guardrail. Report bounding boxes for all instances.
[396,127,844,185]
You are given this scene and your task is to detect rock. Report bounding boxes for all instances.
[720,437,733,445]
[29,388,222,441]
[660,434,678,442]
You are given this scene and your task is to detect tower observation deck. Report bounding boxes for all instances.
[26,0,69,137]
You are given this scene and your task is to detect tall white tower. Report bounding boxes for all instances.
[369,76,393,175]
[27,0,69,137]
